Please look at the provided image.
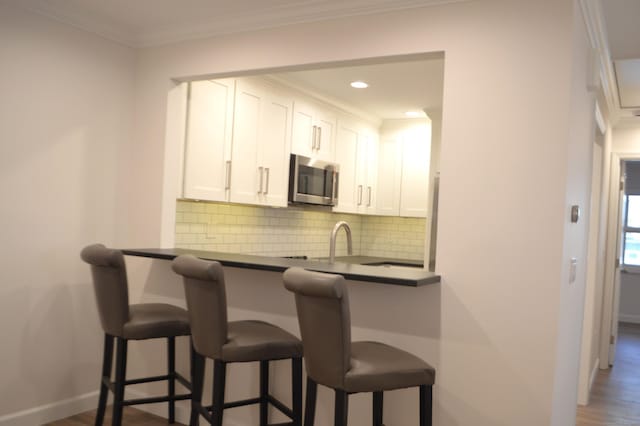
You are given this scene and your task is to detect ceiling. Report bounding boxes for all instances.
[7,0,639,119]
[9,0,460,47]
[601,0,640,110]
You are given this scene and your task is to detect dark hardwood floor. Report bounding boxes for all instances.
[47,324,640,425]
[577,322,640,425]
[44,407,185,426]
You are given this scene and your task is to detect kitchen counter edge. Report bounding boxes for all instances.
[122,248,440,287]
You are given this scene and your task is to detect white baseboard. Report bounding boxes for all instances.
[619,313,640,324]
[0,391,98,426]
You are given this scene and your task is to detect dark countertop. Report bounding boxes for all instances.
[122,248,440,287]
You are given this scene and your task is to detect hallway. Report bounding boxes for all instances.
[577,322,640,425]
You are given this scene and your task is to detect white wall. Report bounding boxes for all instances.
[551,2,596,422]
[0,3,135,423]
[612,124,640,322]
[122,0,593,425]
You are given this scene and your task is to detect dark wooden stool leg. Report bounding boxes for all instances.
[419,385,432,426]
[168,336,176,423]
[292,358,303,426]
[260,360,269,426]
[212,360,226,426]
[112,337,128,426]
[373,391,383,426]
[95,334,114,426]
[190,347,205,426]
[304,378,317,426]
[334,389,348,426]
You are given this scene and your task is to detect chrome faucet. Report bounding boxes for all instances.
[329,221,353,264]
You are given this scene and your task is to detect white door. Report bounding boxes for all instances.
[291,100,315,158]
[399,121,431,217]
[183,79,235,201]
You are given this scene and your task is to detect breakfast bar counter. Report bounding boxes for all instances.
[123,248,440,287]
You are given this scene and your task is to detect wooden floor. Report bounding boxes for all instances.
[44,406,185,426]
[47,324,640,425]
[576,322,640,425]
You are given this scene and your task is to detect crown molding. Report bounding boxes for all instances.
[17,0,471,49]
[578,0,621,124]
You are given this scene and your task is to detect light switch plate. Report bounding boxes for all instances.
[569,258,577,283]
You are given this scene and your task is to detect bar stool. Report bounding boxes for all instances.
[80,244,192,426]
[282,267,436,426]
[171,254,303,426]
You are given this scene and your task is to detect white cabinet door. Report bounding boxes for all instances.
[229,79,262,205]
[291,100,336,162]
[361,130,379,215]
[334,116,379,215]
[376,137,402,216]
[333,119,359,214]
[399,122,431,217]
[230,78,293,207]
[259,87,293,207]
[183,79,235,201]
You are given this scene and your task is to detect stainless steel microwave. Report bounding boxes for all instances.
[288,154,339,206]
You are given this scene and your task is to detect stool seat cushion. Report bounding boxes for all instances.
[221,320,303,362]
[122,303,190,340]
[343,341,435,393]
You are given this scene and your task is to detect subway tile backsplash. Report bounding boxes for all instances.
[175,200,426,261]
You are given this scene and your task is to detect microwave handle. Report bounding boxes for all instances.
[332,170,338,204]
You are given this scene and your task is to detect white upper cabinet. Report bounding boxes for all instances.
[182,79,235,201]
[230,78,292,207]
[376,136,402,216]
[399,120,431,217]
[376,118,431,217]
[334,114,379,215]
[291,99,336,162]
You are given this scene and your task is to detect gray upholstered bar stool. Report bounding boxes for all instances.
[171,254,303,426]
[282,267,436,426]
[81,244,192,426]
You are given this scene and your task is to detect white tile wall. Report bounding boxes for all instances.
[176,200,425,260]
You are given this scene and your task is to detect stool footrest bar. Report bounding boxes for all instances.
[268,395,294,419]
[122,393,191,406]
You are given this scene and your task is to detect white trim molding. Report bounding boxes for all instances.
[0,391,98,426]
[579,0,621,123]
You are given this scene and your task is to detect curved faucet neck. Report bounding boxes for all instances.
[329,221,353,264]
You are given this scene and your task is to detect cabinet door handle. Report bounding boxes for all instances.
[367,186,372,207]
[311,125,317,150]
[225,161,231,189]
[258,166,263,194]
[264,168,270,194]
[317,126,322,151]
[358,185,363,205]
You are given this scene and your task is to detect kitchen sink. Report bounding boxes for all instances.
[362,261,424,269]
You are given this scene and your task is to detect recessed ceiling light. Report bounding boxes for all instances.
[405,111,422,117]
[350,81,368,89]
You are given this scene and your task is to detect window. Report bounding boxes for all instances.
[622,161,640,266]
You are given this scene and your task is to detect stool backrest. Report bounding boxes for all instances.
[80,244,130,337]
[283,267,351,389]
[172,255,228,359]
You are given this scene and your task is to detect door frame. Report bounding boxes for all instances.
[600,152,640,368]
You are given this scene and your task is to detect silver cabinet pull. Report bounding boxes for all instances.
[367,186,372,207]
[358,185,363,205]
[258,166,263,194]
[311,125,317,150]
[317,126,322,150]
[264,168,270,194]
[225,160,231,189]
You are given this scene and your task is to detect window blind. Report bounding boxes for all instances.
[625,161,640,195]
